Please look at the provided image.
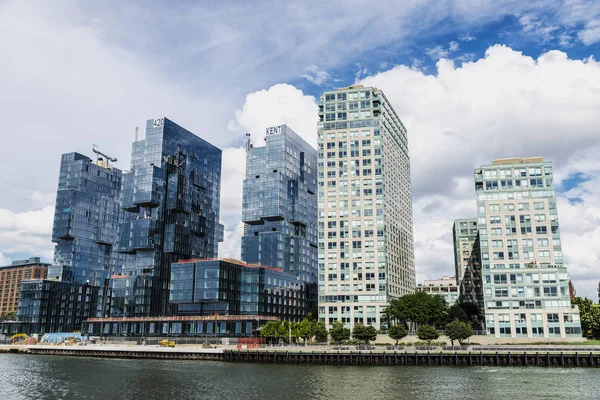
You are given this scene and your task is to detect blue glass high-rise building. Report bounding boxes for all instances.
[15,150,123,332]
[241,124,318,284]
[112,117,224,317]
[51,151,123,286]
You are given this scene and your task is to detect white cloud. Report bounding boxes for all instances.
[0,0,232,215]
[301,65,331,86]
[426,45,450,60]
[221,45,600,297]
[0,251,11,267]
[229,83,319,148]
[219,222,245,260]
[221,147,247,220]
[518,14,560,42]
[426,41,460,61]
[460,34,476,42]
[359,45,600,297]
[220,84,320,257]
[0,206,54,259]
[558,0,600,45]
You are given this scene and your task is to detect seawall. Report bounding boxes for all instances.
[9,345,600,367]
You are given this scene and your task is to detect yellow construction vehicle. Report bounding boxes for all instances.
[10,333,28,343]
[159,340,175,347]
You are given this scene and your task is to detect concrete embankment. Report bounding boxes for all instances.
[4,345,599,367]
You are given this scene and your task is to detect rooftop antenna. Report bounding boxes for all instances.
[245,133,252,152]
[134,126,139,142]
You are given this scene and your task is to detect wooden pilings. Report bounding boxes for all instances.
[223,349,600,367]
[24,347,600,367]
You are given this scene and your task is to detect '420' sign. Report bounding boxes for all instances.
[153,117,165,128]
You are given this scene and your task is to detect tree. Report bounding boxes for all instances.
[297,319,312,344]
[417,325,439,345]
[352,323,377,344]
[313,321,329,343]
[277,321,293,343]
[260,321,281,343]
[330,321,351,344]
[572,297,600,338]
[387,324,408,345]
[447,304,469,323]
[445,319,473,345]
[385,291,449,330]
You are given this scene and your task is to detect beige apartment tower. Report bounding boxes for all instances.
[317,85,415,329]
[475,157,581,339]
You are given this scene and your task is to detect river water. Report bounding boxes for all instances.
[0,354,597,399]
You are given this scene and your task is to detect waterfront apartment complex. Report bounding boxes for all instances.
[416,276,459,306]
[475,157,581,338]
[241,125,318,284]
[51,151,123,285]
[170,258,313,320]
[112,117,224,318]
[317,85,415,329]
[0,258,48,316]
[16,151,123,332]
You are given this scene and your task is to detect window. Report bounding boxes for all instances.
[489,204,500,212]
[486,181,498,190]
[536,226,548,234]
[503,204,515,212]
[536,238,549,246]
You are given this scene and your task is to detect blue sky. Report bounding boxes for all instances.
[0,0,599,298]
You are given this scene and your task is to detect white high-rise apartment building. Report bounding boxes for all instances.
[317,85,415,329]
[475,157,581,339]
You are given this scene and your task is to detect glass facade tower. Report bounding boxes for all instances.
[475,157,581,338]
[112,117,224,317]
[241,124,318,284]
[317,85,415,330]
[51,152,123,285]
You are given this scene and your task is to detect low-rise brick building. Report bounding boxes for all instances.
[0,257,49,316]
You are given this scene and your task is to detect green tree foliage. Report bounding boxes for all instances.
[352,323,377,344]
[417,325,440,345]
[312,321,329,343]
[447,304,469,323]
[385,291,449,329]
[297,319,312,343]
[572,297,600,338]
[445,319,473,345]
[0,311,17,321]
[330,321,351,344]
[387,324,408,345]
[260,321,281,341]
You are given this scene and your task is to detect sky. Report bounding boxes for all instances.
[1,0,599,299]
